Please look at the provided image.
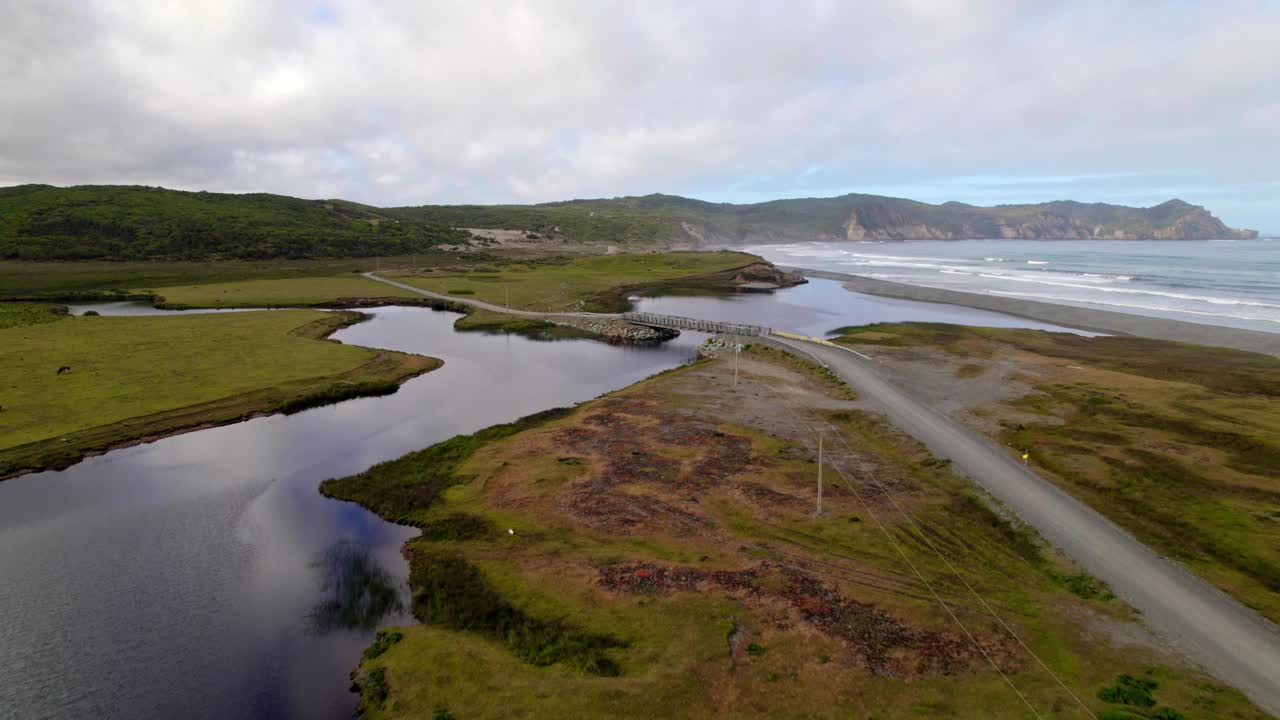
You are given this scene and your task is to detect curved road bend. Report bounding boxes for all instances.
[770,336,1280,717]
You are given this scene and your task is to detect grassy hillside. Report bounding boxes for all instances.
[0,185,469,261]
[0,185,1254,262]
[391,193,1257,244]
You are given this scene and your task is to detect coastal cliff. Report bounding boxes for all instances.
[838,198,1257,242]
[392,193,1259,246]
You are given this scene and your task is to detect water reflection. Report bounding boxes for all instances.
[0,305,703,720]
[308,540,405,633]
[65,301,260,316]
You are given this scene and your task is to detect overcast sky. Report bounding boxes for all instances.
[4,1,1278,231]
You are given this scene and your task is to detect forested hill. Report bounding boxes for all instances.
[0,185,468,260]
[0,184,1257,261]
[391,193,1258,245]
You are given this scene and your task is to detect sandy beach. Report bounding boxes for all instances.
[786,267,1280,357]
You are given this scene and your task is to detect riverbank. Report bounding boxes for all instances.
[0,309,440,480]
[321,344,1265,720]
[790,268,1280,356]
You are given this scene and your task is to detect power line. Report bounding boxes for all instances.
[810,412,1099,720]
[753,383,1047,720]
[733,337,1099,719]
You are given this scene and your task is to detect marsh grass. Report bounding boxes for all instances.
[335,357,1270,719]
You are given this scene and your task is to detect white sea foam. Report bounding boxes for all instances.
[750,239,1280,334]
[987,291,1280,324]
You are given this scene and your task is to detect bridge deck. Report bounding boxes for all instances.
[622,312,771,336]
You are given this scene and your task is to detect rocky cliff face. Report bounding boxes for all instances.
[833,199,1257,242]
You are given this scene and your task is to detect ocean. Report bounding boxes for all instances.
[750,239,1280,335]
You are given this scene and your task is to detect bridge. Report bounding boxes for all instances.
[621,312,772,337]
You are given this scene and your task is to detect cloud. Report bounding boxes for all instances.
[1,1,1277,230]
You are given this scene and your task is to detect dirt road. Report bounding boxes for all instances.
[362,272,616,320]
[770,336,1280,717]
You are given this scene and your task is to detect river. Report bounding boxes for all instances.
[0,284,1084,719]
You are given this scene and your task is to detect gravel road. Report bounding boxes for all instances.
[771,336,1280,717]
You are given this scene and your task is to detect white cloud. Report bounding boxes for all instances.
[0,0,1276,229]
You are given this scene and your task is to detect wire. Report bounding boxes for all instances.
[732,336,1101,719]
[753,380,1048,720]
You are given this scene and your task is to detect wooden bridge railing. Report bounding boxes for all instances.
[621,312,772,337]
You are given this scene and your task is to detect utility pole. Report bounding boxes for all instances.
[733,340,741,387]
[816,433,824,516]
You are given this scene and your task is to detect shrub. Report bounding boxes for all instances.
[363,630,404,661]
[1053,572,1115,601]
[409,546,624,675]
[419,512,495,541]
[1097,674,1157,707]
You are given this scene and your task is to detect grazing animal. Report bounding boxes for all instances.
[56,366,71,375]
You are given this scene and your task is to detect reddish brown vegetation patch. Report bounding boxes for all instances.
[598,561,1023,679]
[547,397,794,535]
[598,562,760,594]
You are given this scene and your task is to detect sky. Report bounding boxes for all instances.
[4,1,1278,232]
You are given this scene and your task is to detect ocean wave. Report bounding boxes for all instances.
[974,273,1280,308]
[987,290,1280,324]
[842,252,973,263]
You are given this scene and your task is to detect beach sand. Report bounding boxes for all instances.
[786,267,1280,357]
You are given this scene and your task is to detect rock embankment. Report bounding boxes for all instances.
[548,316,679,344]
[731,263,806,289]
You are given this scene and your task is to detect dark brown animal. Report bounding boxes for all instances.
[56,366,71,375]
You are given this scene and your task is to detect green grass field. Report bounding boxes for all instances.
[322,351,1265,719]
[0,302,66,329]
[389,251,762,312]
[0,309,436,476]
[0,255,463,298]
[833,323,1280,624]
[149,276,420,307]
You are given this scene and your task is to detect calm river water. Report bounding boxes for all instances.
[0,306,706,720]
[0,282,1081,719]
